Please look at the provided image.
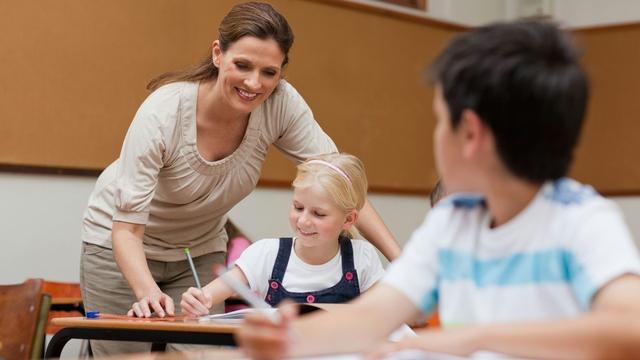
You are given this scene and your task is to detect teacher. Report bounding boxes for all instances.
[79,1,399,355]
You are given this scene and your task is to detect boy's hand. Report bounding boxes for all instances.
[127,290,175,318]
[236,301,299,360]
[180,287,213,317]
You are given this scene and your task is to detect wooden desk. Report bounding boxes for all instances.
[45,316,238,358]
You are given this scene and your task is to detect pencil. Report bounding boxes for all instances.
[183,248,202,289]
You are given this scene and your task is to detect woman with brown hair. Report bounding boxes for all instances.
[79,2,399,355]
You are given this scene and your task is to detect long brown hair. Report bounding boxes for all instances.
[147,2,294,91]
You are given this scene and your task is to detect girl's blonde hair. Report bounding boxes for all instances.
[292,153,368,239]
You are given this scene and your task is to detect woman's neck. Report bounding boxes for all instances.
[294,238,341,266]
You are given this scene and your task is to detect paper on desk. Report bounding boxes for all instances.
[198,308,279,324]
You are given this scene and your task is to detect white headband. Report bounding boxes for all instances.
[306,160,352,185]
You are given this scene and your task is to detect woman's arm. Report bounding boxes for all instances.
[181,266,249,316]
[356,199,401,261]
[112,221,174,318]
[377,274,640,359]
[270,84,401,260]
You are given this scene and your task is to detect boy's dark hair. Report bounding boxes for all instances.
[429,20,589,182]
[430,179,445,207]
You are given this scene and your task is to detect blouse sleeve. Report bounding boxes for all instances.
[271,81,338,163]
[111,88,175,225]
[234,239,278,296]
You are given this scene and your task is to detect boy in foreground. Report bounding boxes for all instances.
[236,20,640,359]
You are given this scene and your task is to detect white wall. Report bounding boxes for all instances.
[429,0,507,26]
[427,0,640,28]
[0,172,430,283]
[551,0,640,28]
[1,172,639,285]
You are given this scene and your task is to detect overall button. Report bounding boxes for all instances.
[345,271,354,281]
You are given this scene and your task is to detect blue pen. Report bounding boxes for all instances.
[184,248,202,289]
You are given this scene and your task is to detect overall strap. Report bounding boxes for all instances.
[338,235,356,272]
[269,237,293,282]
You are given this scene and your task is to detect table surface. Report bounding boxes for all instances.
[50,302,343,332]
[51,316,239,333]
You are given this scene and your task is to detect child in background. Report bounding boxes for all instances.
[180,153,385,315]
[236,20,640,360]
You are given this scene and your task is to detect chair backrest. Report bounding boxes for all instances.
[0,279,50,360]
[224,220,252,313]
[226,236,252,267]
[41,280,84,334]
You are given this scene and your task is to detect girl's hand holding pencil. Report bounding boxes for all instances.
[181,286,214,317]
[181,247,213,317]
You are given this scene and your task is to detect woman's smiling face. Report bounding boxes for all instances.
[212,36,285,114]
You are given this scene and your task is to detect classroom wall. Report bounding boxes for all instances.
[1,172,639,285]
[3,1,640,286]
[552,0,640,27]
[0,0,462,194]
[428,0,640,28]
[2,1,640,195]
[428,0,506,26]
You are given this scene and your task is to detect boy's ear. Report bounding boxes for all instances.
[343,210,358,229]
[459,109,488,159]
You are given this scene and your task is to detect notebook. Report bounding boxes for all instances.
[198,303,322,324]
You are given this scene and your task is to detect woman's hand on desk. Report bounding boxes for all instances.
[181,287,213,317]
[236,301,299,360]
[126,289,175,318]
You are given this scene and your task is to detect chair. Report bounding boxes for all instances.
[41,280,84,334]
[224,220,252,313]
[0,279,51,360]
[38,279,90,358]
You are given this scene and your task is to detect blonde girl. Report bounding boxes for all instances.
[181,153,384,315]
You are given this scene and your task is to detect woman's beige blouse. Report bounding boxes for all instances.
[81,80,337,261]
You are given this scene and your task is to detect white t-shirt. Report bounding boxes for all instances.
[235,238,385,298]
[383,178,640,328]
[81,80,337,261]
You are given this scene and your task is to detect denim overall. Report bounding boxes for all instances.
[265,236,361,306]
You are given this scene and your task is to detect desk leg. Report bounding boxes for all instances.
[45,327,75,358]
[45,327,237,358]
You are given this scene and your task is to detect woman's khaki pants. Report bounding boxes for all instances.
[80,242,225,357]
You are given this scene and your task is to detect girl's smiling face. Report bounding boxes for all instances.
[288,184,355,250]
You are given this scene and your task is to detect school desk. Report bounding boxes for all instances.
[44,316,238,358]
